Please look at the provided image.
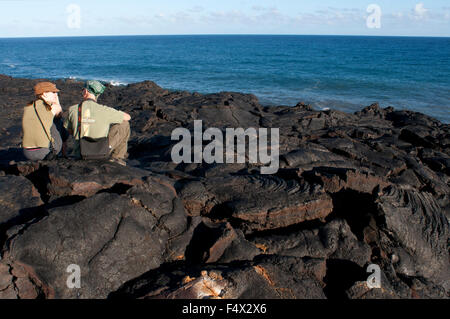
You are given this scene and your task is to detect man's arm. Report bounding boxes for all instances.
[99,104,131,124]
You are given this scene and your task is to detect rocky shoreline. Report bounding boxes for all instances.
[0,74,448,299]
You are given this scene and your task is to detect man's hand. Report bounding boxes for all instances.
[51,103,63,117]
[42,92,58,105]
[42,93,63,116]
[123,112,131,121]
[52,94,62,115]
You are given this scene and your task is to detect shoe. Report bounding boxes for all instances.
[109,158,127,166]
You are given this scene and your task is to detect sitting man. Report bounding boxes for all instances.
[22,82,68,161]
[64,80,131,166]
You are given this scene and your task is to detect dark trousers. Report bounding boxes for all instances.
[23,118,68,161]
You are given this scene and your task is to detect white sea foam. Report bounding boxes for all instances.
[109,80,128,86]
[0,62,16,68]
[66,76,127,86]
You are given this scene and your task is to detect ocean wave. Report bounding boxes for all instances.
[109,80,128,86]
[0,62,16,68]
[66,76,127,86]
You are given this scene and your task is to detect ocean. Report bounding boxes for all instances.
[0,35,449,123]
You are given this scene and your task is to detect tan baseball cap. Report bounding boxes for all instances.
[34,82,60,96]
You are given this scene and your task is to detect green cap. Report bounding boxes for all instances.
[85,80,106,96]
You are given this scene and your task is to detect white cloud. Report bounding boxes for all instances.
[85,4,449,36]
[412,3,429,20]
[388,4,450,23]
[415,3,428,16]
[195,6,365,29]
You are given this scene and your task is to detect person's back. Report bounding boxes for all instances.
[64,80,131,164]
[22,99,54,149]
[22,82,67,161]
[65,99,125,140]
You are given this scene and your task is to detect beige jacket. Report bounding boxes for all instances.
[22,99,54,149]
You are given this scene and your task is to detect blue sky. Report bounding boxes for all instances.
[0,0,449,37]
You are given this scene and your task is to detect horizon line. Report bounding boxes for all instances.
[1,33,449,40]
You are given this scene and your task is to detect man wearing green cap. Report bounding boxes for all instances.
[64,80,131,165]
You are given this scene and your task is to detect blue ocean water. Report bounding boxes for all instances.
[0,35,449,123]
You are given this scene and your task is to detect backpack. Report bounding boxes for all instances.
[77,102,110,160]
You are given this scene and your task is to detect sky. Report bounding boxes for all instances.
[0,0,449,37]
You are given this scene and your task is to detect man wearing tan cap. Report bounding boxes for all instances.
[21,82,68,161]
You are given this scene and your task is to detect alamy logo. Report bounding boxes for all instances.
[66,4,81,29]
[66,264,81,289]
[367,264,381,289]
[171,120,280,174]
[366,4,382,29]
